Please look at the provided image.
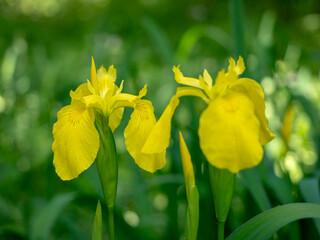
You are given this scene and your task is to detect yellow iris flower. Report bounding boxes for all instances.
[142,57,275,173]
[52,58,165,180]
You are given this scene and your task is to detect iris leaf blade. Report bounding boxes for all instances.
[226,203,320,240]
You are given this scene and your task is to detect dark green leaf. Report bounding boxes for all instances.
[239,168,271,211]
[30,193,76,240]
[299,178,320,234]
[92,200,102,240]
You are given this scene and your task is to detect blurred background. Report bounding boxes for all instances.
[0,0,320,239]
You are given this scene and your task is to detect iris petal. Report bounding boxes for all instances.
[83,95,105,112]
[173,66,202,89]
[124,100,166,172]
[70,83,91,102]
[52,100,99,180]
[198,90,263,173]
[232,78,275,144]
[91,58,99,91]
[142,96,180,154]
[109,107,124,132]
[176,87,209,103]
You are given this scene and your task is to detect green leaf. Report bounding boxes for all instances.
[264,172,293,204]
[239,168,271,211]
[229,0,246,57]
[142,17,174,66]
[95,113,118,209]
[299,178,320,234]
[175,25,231,60]
[209,165,236,223]
[92,201,102,240]
[185,185,199,240]
[30,193,76,240]
[226,203,320,240]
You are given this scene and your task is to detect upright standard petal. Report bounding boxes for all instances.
[91,57,99,91]
[52,100,99,180]
[231,78,275,144]
[198,90,263,173]
[142,96,180,154]
[124,100,166,172]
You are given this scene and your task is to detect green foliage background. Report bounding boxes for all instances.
[0,0,319,239]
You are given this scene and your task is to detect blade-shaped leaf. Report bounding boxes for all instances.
[226,203,320,240]
[239,168,271,211]
[142,17,174,66]
[92,200,102,240]
[30,193,76,240]
[299,178,320,234]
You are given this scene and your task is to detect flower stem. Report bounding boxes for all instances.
[95,113,118,240]
[108,206,115,240]
[208,165,235,240]
[217,221,225,240]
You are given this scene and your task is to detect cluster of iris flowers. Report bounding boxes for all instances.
[52,56,275,240]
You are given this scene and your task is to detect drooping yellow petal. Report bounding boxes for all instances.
[173,66,202,89]
[198,90,263,173]
[52,100,99,180]
[231,78,275,144]
[124,100,166,172]
[142,96,180,154]
[179,132,195,186]
[109,107,124,132]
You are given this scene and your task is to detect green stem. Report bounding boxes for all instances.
[217,221,225,240]
[94,113,118,240]
[229,0,246,57]
[108,206,115,240]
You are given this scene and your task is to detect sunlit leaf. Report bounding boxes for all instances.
[299,178,320,234]
[226,203,320,240]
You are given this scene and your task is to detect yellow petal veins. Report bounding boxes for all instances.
[52,100,99,180]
